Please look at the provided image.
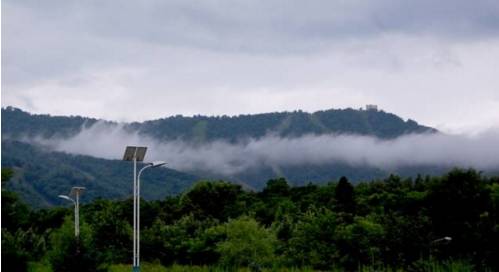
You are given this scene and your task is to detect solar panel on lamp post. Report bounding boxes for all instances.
[123,147,166,272]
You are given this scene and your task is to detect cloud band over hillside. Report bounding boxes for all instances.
[30,122,499,176]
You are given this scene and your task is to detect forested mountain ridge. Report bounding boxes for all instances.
[2,106,436,141]
[2,106,439,207]
[134,108,436,141]
[2,106,101,139]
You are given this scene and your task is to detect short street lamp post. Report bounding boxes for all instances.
[58,186,86,238]
[429,236,452,259]
[123,146,166,272]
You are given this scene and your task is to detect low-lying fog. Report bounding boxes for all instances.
[28,121,499,176]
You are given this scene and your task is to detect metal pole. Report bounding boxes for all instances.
[133,155,137,270]
[134,164,152,272]
[76,190,80,237]
[74,198,78,237]
[136,165,147,271]
[137,168,141,268]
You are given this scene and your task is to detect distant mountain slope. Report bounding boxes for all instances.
[2,106,435,142]
[1,106,439,206]
[134,108,435,141]
[2,140,199,208]
[2,106,99,138]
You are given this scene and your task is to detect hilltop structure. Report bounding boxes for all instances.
[365,104,378,111]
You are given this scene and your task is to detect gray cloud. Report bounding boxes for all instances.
[3,0,499,132]
[5,0,499,55]
[32,122,499,176]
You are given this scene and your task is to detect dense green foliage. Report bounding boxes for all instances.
[2,168,498,271]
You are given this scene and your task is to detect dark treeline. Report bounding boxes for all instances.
[3,106,434,142]
[2,168,499,271]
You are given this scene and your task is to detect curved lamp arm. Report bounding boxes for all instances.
[58,195,76,205]
[137,164,153,182]
[137,161,167,181]
[431,236,452,244]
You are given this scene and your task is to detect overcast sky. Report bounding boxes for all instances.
[2,0,499,133]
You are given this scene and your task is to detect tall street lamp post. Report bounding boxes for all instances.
[123,146,166,272]
[123,146,147,272]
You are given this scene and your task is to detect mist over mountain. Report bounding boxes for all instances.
[3,106,498,206]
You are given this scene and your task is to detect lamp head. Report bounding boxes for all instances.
[149,161,167,168]
[58,195,73,202]
[70,186,86,197]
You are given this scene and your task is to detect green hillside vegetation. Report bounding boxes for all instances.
[2,140,199,207]
[2,106,435,142]
[2,139,451,207]
[127,108,434,141]
[2,168,498,271]
[2,106,100,139]
[2,106,442,202]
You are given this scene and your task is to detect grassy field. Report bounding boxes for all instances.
[106,264,315,272]
[28,260,480,272]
